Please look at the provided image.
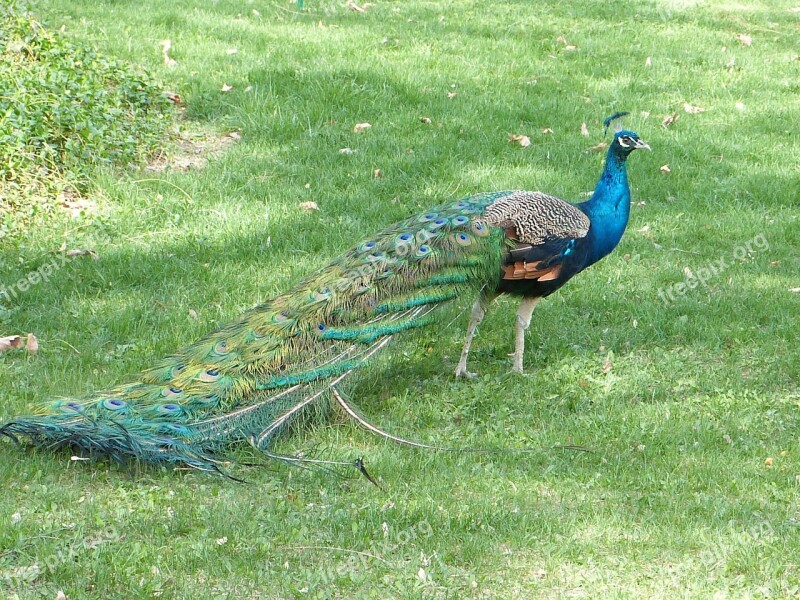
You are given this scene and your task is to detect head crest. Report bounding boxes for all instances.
[603,111,630,136]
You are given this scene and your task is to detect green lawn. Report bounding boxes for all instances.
[2,0,800,597]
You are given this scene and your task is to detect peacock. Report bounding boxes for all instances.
[0,115,649,476]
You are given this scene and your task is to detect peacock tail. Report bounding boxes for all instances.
[1,192,512,474]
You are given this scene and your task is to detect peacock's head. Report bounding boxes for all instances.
[611,130,650,156]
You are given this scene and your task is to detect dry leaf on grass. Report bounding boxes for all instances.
[220,83,233,93]
[26,333,38,355]
[683,103,705,114]
[662,113,680,128]
[587,142,607,152]
[419,117,432,124]
[645,56,652,67]
[601,356,612,374]
[353,122,372,133]
[226,48,238,55]
[540,128,553,134]
[735,101,746,111]
[299,201,319,212]
[164,91,182,105]
[373,169,382,178]
[660,164,671,173]
[161,40,177,67]
[736,33,752,46]
[65,249,99,260]
[508,133,531,147]
[0,336,24,352]
[580,122,590,136]
[346,0,373,12]
[789,287,800,293]
[339,147,355,155]
[556,36,576,50]
[447,91,457,99]
[188,309,198,319]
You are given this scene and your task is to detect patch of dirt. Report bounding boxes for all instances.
[59,190,98,217]
[145,130,241,173]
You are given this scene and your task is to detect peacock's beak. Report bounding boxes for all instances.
[634,139,651,151]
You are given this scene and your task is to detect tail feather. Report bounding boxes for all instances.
[1,192,511,474]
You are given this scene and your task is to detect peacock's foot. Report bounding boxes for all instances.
[454,366,478,379]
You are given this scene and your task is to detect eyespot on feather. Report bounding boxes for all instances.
[427,218,449,231]
[200,369,221,383]
[101,398,127,411]
[453,232,472,246]
[471,222,490,237]
[161,423,190,435]
[56,401,84,413]
[364,251,385,263]
[156,403,183,416]
[213,341,230,354]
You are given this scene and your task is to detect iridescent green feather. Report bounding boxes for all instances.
[0,192,510,474]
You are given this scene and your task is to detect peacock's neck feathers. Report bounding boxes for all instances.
[578,139,635,266]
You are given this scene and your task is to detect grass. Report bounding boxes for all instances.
[0,4,172,239]
[1,0,799,597]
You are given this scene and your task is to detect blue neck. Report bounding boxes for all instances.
[578,149,631,267]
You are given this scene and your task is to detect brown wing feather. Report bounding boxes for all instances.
[502,260,563,281]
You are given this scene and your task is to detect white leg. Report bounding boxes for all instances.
[512,297,540,374]
[455,292,495,379]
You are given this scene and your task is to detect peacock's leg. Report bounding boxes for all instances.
[455,291,496,379]
[512,297,540,373]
